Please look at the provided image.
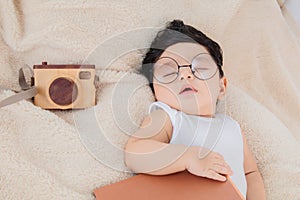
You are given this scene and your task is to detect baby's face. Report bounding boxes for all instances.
[153,42,227,117]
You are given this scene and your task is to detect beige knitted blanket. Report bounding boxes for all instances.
[0,0,299,199]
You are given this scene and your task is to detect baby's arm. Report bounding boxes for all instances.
[242,132,266,200]
[125,109,188,174]
[124,109,232,181]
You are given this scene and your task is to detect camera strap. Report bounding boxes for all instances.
[0,67,37,108]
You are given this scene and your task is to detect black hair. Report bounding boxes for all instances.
[141,19,224,93]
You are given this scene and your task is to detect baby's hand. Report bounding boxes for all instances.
[185,146,233,182]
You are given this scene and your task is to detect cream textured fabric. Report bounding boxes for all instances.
[0,0,299,200]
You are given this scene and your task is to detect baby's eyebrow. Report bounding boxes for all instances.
[161,61,174,65]
[157,59,176,65]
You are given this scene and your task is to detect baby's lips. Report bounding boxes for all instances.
[179,84,198,94]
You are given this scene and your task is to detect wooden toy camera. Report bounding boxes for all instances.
[33,62,96,109]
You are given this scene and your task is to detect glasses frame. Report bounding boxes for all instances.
[153,53,219,84]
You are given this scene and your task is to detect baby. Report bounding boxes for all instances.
[125,20,266,200]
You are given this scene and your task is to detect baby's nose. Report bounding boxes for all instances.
[179,67,194,80]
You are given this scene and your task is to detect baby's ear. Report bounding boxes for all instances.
[218,77,227,100]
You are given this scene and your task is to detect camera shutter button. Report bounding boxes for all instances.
[49,77,78,106]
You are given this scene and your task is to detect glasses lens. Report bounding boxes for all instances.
[192,54,218,80]
[154,57,178,83]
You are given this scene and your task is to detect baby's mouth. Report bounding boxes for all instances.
[179,84,198,95]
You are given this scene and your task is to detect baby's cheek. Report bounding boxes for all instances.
[154,85,180,109]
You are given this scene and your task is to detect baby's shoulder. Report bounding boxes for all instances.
[145,108,173,142]
[147,108,173,128]
[149,101,173,113]
[148,108,169,119]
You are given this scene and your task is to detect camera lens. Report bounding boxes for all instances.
[49,77,78,106]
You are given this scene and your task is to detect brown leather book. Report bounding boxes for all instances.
[93,171,245,200]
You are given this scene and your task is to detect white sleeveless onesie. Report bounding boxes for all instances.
[149,101,247,198]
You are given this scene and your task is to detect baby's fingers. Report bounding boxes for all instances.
[212,164,233,176]
[206,170,227,182]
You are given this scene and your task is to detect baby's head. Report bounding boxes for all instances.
[141,20,227,117]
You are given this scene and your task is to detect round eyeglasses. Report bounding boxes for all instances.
[153,53,218,84]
